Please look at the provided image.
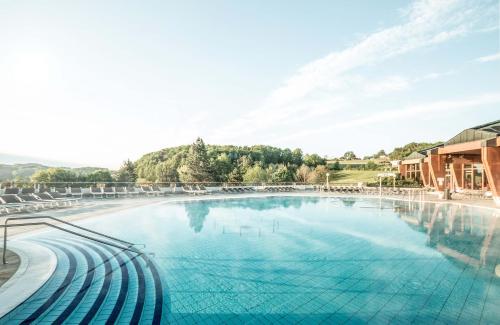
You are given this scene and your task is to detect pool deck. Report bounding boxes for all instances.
[0,250,20,287]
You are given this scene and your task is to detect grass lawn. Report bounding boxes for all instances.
[329,170,380,184]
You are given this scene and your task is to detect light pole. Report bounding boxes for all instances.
[326,172,330,192]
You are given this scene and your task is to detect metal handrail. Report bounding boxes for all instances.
[2,215,143,264]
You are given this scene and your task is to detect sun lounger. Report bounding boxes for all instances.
[55,187,68,196]
[21,188,35,194]
[70,187,83,198]
[35,193,70,207]
[126,187,140,196]
[0,195,34,213]
[103,187,116,198]
[195,185,208,194]
[115,186,128,197]
[151,185,164,196]
[90,187,104,198]
[18,194,56,209]
[4,188,20,195]
[140,186,156,196]
[47,192,80,206]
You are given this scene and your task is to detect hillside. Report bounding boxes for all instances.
[0,152,81,167]
[0,163,50,181]
[0,163,109,182]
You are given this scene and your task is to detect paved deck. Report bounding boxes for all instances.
[0,250,20,288]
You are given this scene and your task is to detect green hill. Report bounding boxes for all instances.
[0,163,109,182]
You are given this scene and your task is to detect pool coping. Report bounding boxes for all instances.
[0,240,57,318]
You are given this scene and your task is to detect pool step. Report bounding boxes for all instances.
[0,237,166,324]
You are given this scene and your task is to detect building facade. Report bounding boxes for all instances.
[398,120,500,206]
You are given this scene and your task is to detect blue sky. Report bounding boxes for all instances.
[0,0,499,168]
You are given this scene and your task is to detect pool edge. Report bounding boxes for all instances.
[0,240,57,318]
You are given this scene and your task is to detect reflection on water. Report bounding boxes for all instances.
[184,201,210,233]
[182,196,320,233]
[340,198,356,207]
[395,200,500,277]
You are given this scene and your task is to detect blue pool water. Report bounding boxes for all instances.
[3,196,500,324]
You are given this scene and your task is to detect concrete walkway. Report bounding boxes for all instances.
[0,250,19,288]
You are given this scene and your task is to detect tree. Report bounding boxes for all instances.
[178,138,213,182]
[308,165,328,183]
[155,160,178,182]
[365,160,378,170]
[341,151,357,160]
[291,148,303,166]
[296,165,311,183]
[243,165,268,183]
[389,142,442,160]
[31,168,78,184]
[228,167,243,183]
[212,153,233,182]
[85,170,113,184]
[331,161,342,171]
[238,155,253,174]
[269,164,293,183]
[115,159,137,183]
[373,149,387,158]
[303,154,326,167]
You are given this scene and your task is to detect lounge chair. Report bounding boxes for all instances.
[70,187,83,198]
[196,185,208,194]
[103,187,116,198]
[47,192,79,206]
[4,187,20,195]
[35,193,70,207]
[151,185,163,196]
[21,188,35,194]
[18,194,55,209]
[141,186,156,196]
[90,187,104,198]
[126,187,139,196]
[55,187,68,196]
[0,195,34,213]
[115,186,128,197]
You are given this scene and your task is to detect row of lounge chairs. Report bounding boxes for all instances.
[262,186,295,192]
[0,193,79,214]
[1,186,168,199]
[323,186,363,194]
[182,185,209,195]
[221,187,256,193]
[318,185,418,196]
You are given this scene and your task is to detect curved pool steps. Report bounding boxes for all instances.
[0,237,166,324]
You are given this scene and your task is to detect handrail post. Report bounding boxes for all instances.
[3,222,7,264]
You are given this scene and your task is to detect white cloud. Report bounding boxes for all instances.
[212,0,497,143]
[364,76,410,97]
[476,52,500,63]
[333,92,500,129]
[272,92,500,144]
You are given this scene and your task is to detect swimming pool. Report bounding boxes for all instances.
[2,196,499,323]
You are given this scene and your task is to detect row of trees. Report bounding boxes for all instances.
[134,138,328,184]
[27,139,441,185]
[31,160,137,185]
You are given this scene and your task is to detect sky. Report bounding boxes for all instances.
[0,0,499,168]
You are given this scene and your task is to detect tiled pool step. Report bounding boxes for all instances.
[0,237,166,324]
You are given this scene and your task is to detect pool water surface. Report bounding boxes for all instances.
[3,196,500,324]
